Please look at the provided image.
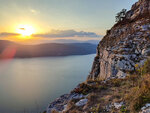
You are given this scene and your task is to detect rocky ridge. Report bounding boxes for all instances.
[46,0,150,112]
[88,0,150,80]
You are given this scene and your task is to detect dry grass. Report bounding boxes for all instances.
[125,74,150,112]
[65,59,150,113]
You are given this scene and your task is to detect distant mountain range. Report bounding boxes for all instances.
[0,40,97,58]
[49,39,100,45]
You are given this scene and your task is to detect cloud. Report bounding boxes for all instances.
[0,32,19,37]
[33,29,102,38]
[0,30,103,40]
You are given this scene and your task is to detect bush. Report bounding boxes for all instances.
[126,74,150,111]
[106,30,111,35]
[73,81,108,95]
[116,9,127,22]
[91,104,100,113]
[135,59,150,76]
[120,105,127,112]
[98,85,108,90]
[123,60,150,112]
[110,78,122,87]
[73,83,95,95]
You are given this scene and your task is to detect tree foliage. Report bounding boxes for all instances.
[115,9,127,22]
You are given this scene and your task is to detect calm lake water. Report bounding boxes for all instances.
[0,54,95,113]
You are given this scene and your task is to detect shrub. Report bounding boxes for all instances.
[141,59,150,74]
[106,30,111,35]
[73,83,95,95]
[135,59,150,76]
[123,60,150,112]
[91,104,100,113]
[126,74,150,111]
[116,9,127,22]
[120,105,127,112]
[88,93,98,105]
[110,78,122,87]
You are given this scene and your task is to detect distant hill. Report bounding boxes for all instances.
[50,39,100,45]
[0,40,97,58]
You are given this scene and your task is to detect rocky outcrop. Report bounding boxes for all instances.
[88,0,150,80]
[46,0,150,112]
[47,93,87,113]
[140,103,150,113]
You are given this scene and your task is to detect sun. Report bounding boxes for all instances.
[16,25,35,37]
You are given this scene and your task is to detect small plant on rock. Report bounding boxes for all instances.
[115,9,127,22]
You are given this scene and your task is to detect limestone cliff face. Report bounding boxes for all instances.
[88,0,150,80]
[46,1,150,112]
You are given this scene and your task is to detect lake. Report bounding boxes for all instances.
[0,54,95,113]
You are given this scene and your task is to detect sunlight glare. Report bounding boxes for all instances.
[16,25,35,37]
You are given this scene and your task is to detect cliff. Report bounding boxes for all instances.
[88,0,150,80]
[46,0,150,113]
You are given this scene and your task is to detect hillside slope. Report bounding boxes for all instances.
[0,40,97,58]
[88,0,150,80]
[47,59,150,113]
[46,0,150,113]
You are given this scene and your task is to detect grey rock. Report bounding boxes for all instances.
[88,0,150,80]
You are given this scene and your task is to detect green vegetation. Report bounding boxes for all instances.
[72,81,108,95]
[109,78,122,87]
[120,105,127,112]
[124,59,150,112]
[126,77,150,111]
[115,9,127,22]
[91,103,100,113]
[135,59,150,75]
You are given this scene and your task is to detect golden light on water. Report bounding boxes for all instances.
[16,24,35,37]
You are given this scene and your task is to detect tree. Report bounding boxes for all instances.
[115,9,127,22]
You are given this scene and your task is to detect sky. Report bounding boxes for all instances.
[0,0,138,44]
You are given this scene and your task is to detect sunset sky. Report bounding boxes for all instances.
[0,0,138,44]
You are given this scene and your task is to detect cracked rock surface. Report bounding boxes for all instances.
[88,0,150,80]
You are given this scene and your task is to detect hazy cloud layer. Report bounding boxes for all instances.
[0,30,102,39]
[0,32,19,37]
[33,30,102,38]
